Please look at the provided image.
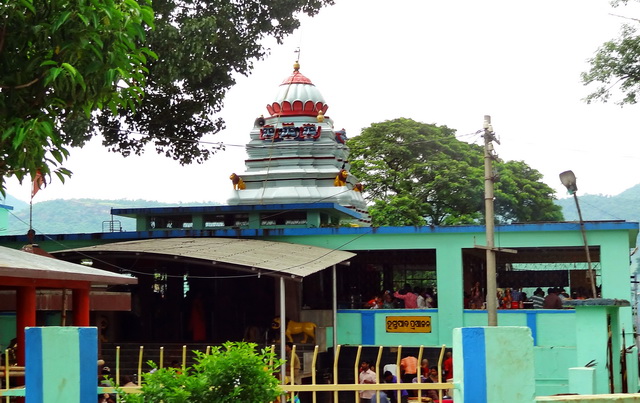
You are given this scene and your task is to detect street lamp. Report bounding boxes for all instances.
[559,170,597,298]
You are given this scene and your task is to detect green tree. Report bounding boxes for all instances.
[494,160,564,223]
[96,0,335,165]
[1,1,334,194]
[582,0,640,104]
[369,196,426,227]
[121,342,283,403]
[348,118,563,226]
[0,0,156,193]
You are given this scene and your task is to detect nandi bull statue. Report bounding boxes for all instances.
[271,318,317,344]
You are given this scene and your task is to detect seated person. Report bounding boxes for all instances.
[371,391,390,403]
[411,366,440,401]
[383,370,408,403]
[365,295,383,309]
[382,292,395,309]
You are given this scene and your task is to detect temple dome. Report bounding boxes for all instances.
[266,63,329,118]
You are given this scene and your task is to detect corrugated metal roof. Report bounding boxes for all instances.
[0,245,137,285]
[54,238,355,280]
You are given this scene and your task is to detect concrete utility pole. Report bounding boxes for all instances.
[483,115,498,326]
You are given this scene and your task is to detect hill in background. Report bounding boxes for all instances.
[555,184,640,223]
[1,194,29,212]
[3,184,640,235]
[3,198,219,235]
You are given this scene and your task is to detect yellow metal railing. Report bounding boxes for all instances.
[282,344,453,403]
[1,344,455,402]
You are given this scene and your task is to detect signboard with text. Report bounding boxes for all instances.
[385,316,432,333]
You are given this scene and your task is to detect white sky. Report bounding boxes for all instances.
[6,0,640,204]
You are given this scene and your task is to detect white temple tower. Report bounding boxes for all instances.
[226,62,370,226]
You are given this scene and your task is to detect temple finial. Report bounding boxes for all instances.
[294,47,301,71]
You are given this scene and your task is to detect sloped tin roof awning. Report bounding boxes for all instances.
[53,238,355,281]
[0,245,137,285]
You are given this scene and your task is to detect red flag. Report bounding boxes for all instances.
[31,169,45,198]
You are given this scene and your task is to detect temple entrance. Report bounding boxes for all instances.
[461,246,601,309]
[104,264,278,343]
[317,250,437,310]
[52,238,353,345]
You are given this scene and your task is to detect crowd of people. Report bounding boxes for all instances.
[465,284,590,310]
[98,365,138,403]
[364,284,438,309]
[362,282,587,311]
[358,352,453,403]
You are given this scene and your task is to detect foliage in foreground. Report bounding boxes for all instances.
[0,0,155,193]
[348,118,564,226]
[120,342,283,403]
[1,0,335,195]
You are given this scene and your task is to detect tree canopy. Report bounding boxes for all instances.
[1,0,155,193]
[122,341,283,403]
[97,0,334,165]
[1,0,334,194]
[347,118,564,226]
[582,0,640,104]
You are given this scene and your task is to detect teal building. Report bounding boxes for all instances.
[0,203,13,235]
[0,63,638,396]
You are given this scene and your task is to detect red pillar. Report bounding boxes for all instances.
[72,288,90,326]
[16,286,36,366]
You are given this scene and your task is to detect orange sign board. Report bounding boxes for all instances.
[385,316,432,333]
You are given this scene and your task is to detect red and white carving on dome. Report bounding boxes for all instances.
[266,68,329,117]
[280,71,313,85]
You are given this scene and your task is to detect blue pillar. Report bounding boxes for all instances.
[25,327,98,403]
[453,326,535,403]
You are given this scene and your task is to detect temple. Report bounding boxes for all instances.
[225,61,370,227]
[0,62,638,397]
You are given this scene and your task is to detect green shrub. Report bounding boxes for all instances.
[121,341,283,403]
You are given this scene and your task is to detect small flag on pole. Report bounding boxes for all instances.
[31,169,45,198]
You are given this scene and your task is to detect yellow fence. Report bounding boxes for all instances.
[279,344,453,403]
[2,344,454,402]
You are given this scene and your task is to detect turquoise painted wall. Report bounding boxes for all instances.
[454,326,536,403]
[25,326,98,403]
[0,204,12,235]
[1,220,636,397]
[288,224,637,397]
[574,305,626,394]
[534,312,577,346]
[338,310,577,347]
[336,312,362,345]
[436,240,464,346]
[336,309,585,396]
[534,346,576,396]
[263,225,636,253]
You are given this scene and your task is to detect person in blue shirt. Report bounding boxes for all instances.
[382,370,408,403]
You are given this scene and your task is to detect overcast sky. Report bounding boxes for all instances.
[6,0,640,205]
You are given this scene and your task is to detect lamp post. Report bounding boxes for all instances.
[559,170,597,299]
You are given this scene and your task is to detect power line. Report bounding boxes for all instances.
[93,123,485,150]
[5,192,371,280]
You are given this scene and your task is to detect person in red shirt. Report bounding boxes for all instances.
[365,295,383,309]
[394,285,418,309]
[443,351,453,381]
